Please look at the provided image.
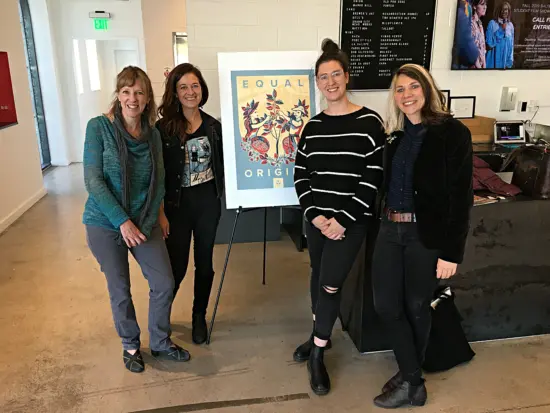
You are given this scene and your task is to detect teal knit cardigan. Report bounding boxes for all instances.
[82,115,165,238]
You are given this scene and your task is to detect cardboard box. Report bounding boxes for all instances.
[459,116,495,144]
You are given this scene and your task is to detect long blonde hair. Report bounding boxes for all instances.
[107,66,157,126]
[385,64,450,135]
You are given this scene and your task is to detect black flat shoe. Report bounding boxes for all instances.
[151,344,191,362]
[382,371,403,393]
[123,349,145,373]
[373,380,427,409]
[192,313,207,345]
[293,335,332,362]
[307,344,330,396]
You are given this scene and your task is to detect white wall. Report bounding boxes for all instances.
[0,0,47,234]
[141,0,187,107]
[186,0,550,125]
[42,0,146,163]
[97,39,140,108]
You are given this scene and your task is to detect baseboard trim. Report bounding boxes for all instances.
[0,187,48,234]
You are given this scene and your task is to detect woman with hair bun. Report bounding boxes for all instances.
[293,39,385,395]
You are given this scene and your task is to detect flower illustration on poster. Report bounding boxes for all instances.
[231,70,316,191]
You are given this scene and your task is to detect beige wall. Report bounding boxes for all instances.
[141,0,187,107]
[0,0,47,234]
[186,0,338,118]
[186,0,550,125]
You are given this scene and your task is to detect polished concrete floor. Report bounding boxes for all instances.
[0,165,549,413]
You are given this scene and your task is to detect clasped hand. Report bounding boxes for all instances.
[120,220,147,248]
[312,215,346,240]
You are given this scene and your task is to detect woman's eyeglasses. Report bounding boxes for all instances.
[318,70,344,83]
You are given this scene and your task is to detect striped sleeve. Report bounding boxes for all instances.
[294,126,320,223]
[333,119,385,229]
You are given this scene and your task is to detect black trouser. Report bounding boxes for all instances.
[165,180,221,315]
[306,222,367,341]
[372,219,439,383]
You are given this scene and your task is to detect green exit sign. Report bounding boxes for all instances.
[93,18,109,31]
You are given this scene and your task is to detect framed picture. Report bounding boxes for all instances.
[218,51,321,209]
[0,52,18,129]
[449,96,476,119]
[440,89,450,109]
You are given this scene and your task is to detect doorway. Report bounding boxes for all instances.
[71,38,140,143]
[19,0,51,170]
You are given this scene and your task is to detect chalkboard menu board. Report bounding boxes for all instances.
[340,0,437,90]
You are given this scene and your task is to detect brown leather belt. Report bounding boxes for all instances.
[384,208,416,223]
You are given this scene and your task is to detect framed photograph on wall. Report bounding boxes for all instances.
[440,89,450,109]
[449,96,476,119]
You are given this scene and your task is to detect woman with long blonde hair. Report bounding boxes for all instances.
[372,64,473,408]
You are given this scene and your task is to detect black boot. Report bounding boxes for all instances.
[307,343,330,396]
[382,371,403,393]
[293,334,332,362]
[373,380,427,409]
[192,313,207,344]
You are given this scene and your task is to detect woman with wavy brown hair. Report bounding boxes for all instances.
[157,63,224,345]
[83,66,191,373]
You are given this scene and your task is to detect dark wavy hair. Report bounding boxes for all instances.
[158,63,209,142]
[315,38,350,77]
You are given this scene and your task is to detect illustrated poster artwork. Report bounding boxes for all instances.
[231,70,316,191]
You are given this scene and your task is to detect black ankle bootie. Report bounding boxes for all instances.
[307,343,330,396]
[192,313,208,344]
[373,379,427,409]
[382,371,404,393]
[293,335,332,362]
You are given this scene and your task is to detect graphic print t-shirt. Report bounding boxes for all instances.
[182,123,214,187]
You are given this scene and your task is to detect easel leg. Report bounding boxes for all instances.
[263,207,267,286]
[206,206,242,344]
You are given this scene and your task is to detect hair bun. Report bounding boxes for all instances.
[321,38,340,54]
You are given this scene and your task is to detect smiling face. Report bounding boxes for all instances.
[501,3,510,19]
[475,0,487,17]
[176,73,202,110]
[117,80,148,120]
[394,74,426,123]
[316,60,349,103]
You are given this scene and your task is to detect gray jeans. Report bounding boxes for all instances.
[86,225,175,351]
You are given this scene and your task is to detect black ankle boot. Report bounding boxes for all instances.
[382,371,403,393]
[293,335,332,362]
[192,313,207,344]
[373,379,427,409]
[307,343,330,396]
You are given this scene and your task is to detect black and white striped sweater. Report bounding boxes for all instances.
[294,106,385,229]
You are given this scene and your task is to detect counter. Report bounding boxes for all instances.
[340,197,550,353]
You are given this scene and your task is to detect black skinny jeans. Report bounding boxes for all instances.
[306,222,367,341]
[372,219,439,382]
[165,180,221,315]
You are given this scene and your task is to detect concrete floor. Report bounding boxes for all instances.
[0,164,549,413]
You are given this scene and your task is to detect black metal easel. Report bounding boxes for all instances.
[206,206,268,344]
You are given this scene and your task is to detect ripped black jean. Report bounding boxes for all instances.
[306,221,368,341]
[372,219,439,382]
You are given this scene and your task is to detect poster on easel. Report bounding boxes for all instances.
[218,51,321,210]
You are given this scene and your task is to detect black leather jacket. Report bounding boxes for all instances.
[157,110,224,208]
